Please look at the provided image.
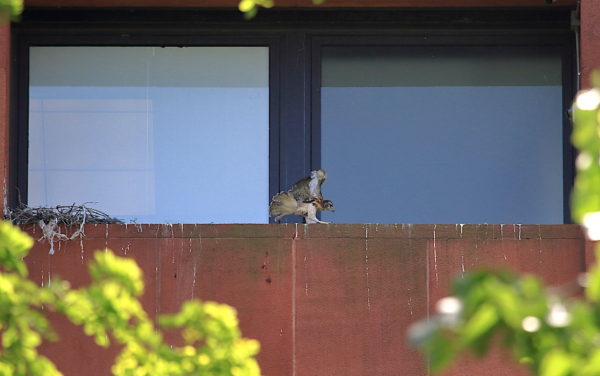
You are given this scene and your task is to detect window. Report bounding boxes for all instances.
[11,10,576,224]
[318,44,565,224]
[28,46,270,223]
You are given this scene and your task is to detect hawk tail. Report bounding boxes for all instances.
[269,192,299,221]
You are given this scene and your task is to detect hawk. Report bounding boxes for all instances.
[269,169,334,224]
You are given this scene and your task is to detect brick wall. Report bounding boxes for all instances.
[22,224,584,376]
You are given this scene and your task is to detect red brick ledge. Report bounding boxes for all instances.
[19,223,583,240]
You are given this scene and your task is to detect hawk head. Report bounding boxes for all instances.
[322,200,335,212]
[312,169,327,181]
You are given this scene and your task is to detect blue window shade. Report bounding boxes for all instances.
[320,46,563,224]
[29,46,269,223]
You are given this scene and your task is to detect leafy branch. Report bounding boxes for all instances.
[238,0,325,18]
[0,0,22,21]
[409,75,600,376]
[0,222,261,376]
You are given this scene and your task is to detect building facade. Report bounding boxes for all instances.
[0,1,598,375]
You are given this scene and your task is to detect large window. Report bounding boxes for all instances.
[28,46,270,223]
[318,44,564,224]
[12,10,576,224]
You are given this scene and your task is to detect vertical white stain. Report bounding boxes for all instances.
[191,264,197,300]
[155,265,160,316]
[2,177,7,218]
[425,225,430,330]
[80,235,85,263]
[461,255,465,276]
[292,223,298,376]
[500,224,507,261]
[304,255,309,296]
[433,225,438,285]
[365,225,371,311]
[460,224,464,238]
[538,225,543,262]
[518,224,522,241]
[105,224,109,250]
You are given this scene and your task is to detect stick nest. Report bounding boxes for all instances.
[6,204,123,225]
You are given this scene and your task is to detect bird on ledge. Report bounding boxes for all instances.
[269,169,334,224]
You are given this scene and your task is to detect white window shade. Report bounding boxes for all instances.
[320,46,563,224]
[29,46,269,223]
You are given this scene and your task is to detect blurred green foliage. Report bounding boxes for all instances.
[572,73,600,229]
[409,78,600,376]
[0,0,22,22]
[238,0,325,18]
[0,0,316,21]
[409,268,600,376]
[0,222,260,376]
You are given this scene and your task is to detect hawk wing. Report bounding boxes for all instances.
[289,169,327,202]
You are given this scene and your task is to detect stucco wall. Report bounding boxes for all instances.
[22,224,584,376]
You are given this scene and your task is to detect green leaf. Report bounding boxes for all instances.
[459,303,499,347]
[540,350,573,376]
[424,331,456,372]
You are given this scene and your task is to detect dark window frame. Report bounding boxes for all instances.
[10,8,577,223]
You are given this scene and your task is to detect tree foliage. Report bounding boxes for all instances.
[409,76,600,376]
[0,222,260,376]
[238,0,324,18]
[0,0,22,22]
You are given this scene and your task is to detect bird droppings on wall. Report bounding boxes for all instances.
[364,225,371,311]
[433,224,439,286]
[303,255,309,296]
[191,263,197,300]
[80,234,85,263]
[16,223,583,375]
[104,224,109,250]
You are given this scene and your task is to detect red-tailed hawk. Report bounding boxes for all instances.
[269,169,334,224]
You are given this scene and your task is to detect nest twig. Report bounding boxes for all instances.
[6,203,123,226]
[5,203,123,254]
